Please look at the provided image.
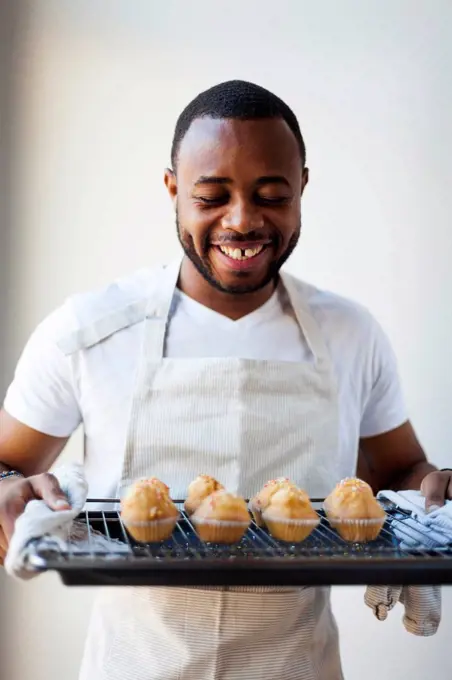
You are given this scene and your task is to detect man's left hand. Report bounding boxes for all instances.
[421,470,452,511]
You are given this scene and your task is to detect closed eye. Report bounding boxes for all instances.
[257,196,291,206]
[195,196,228,206]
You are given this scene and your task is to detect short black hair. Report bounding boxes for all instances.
[171,79,306,169]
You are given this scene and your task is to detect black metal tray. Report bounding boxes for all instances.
[25,499,452,587]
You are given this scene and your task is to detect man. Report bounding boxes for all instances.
[0,80,450,679]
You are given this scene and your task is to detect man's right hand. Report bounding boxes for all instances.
[0,473,70,565]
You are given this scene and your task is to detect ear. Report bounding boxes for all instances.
[300,167,309,196]
[164,168,177,208]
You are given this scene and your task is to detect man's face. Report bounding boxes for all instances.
[165,117,308,295]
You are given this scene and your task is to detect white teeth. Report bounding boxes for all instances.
[219,245,264,260]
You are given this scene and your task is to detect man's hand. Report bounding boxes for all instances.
[0,473,70,564]
[0,410,72,565]
[421,470,452,511]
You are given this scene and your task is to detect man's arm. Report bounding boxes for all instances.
[359,421,452,509]
[0,409,69,477]
[0,301,82,561]
[0,410,72,563]
[359,421,436,492]
[0,299,81,477]
[357,312,450,508]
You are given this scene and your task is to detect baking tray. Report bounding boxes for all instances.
[25,499,452,587]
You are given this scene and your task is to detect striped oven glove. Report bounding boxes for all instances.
[364,488,449,636]
[364,584,441,636]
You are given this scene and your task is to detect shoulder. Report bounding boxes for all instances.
[64,265,165,328]
[33,265,166,350]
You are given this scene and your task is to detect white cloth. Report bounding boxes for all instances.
[3,261,408,500]
[4,464,128,579]
[5,464,88,579]
[378,489,452,549]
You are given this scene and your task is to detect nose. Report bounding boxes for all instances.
[221,198,264,233]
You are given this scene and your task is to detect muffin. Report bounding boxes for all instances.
[324,477,386,542]
[330,477,373,495]
[262,487,320,542]
[145,477,171,497]
[192,490,251,543]
[120,479,179,542]
[250,477,298,527]
[184,474,224,515]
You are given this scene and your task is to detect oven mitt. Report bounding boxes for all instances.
[377,490,452,549]
[363,489,447,636]
[364,585,441,636]
[4,463,128,580]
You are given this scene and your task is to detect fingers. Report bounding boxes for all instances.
[0,473,71,545]
[421,471,450,511]
[0,492,28,541]
[448,477,452,501]
[29,473,71,511]
[0,526,7,566]
[0,476,36,542]
[0,526,7,552]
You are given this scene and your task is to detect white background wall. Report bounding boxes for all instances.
[1,1,452,678]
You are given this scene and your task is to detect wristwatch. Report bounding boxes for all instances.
[0,470,24,482]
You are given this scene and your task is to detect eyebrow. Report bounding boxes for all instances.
[194,175,291,188]
[194,176,230,186]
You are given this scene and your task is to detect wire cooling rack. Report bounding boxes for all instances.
[25,499,452,587]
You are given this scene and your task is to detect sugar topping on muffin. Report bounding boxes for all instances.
[193,490,250,522]
[324,477,383,520]
[184,474,225,515]
[121,478,179,542]
[264,487,318,520]
[192,490,251,543]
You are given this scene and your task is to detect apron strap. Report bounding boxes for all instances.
[280,272,332,369]
[142,255,183,359]
[57,300,148,355]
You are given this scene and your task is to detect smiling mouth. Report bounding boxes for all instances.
[215,244,268,261]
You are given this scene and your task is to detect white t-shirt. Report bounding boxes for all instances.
[3,264,407,497]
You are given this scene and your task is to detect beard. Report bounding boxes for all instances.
[176,212,301,295]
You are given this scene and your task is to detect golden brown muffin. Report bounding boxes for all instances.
[330,477,373,496]
[324,477,386,542]
[249,477,298,527]
[184,474,225,515]
[192,490,251,543]
[145,477,171,497]
[262,487,320,542]
[120,479,179,542]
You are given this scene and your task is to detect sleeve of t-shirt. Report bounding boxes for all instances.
[3,303,82,437]
[360,316,408,438]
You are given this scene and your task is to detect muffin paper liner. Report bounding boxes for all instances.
[323,502,386,543]
[122,515,179,543]
[262,512,321,543]
[191,517,251,544]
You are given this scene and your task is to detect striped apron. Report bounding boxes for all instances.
[79,259,345,680]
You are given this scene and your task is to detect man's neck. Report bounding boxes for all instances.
[177,257,277,321]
